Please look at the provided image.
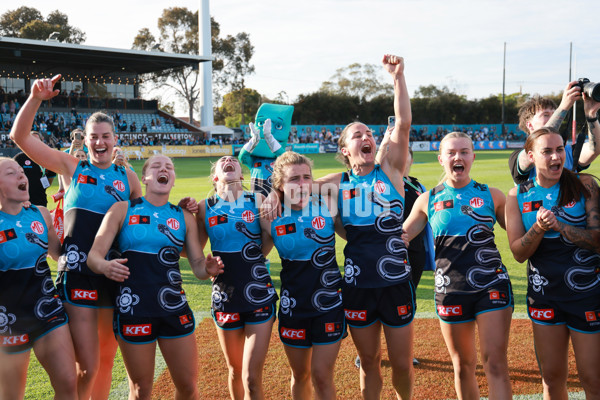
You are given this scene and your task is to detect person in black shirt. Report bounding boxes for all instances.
[13,131,55,206]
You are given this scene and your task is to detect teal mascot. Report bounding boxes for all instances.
[238,103,294,196]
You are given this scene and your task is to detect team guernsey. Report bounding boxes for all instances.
[428,180,510,295]
[205,192,277,314]
[271,195,343,318]
[115,197,190,318]
[239,153,276,197]
[59,160,130,275]
[0,206,67,351]
[338,165,410,288]
[517,179,600,301]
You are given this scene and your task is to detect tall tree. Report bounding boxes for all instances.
[0,6,85,43]
[319,63,392,101]
[133,8,255,125]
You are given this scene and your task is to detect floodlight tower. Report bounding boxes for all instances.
[199,0,214,129]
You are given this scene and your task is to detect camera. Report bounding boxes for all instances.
[576,78,600,102]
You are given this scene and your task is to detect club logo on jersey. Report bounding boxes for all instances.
[529,307,554,321]
[342,188,358,200]
[522,200,543,213]
[113,180,125,192]
[30,221,44,235]
[122,324,152,336]
[434,199,454,211]
[208,214,228,227]
[2,334,29,346]
[276,223,297,236]
[167,218,180,230]
[280,327,306,340]
[242,210,255,223]
[24,160,31,166]
[375,180,387,194]
[470,197,484,208]
[76,174,97,185]
[344,309,367,321]
[565,200,576,208]
[312,216,326,230]
[437,305,462,316]
[129,215,150,225]
[0,228,17,244]
[585,311,600,322]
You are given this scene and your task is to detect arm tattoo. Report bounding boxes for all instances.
[557,221,598,251]
[546,109,569,130]
[587,123,597,152]
[521,224,542,248]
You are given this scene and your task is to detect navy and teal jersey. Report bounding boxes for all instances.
[205,192,277,313]
[239,153,276,197]
[0,206,65,335]
[517,178,599,300]
[338,165,411,288]
[428,180,510,295]
[271,195,342,318]
[115,197,188,318]
[59,160,131,275]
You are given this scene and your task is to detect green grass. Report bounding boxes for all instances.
[24,151,600,398]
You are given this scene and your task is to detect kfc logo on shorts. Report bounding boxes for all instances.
[564,200,576,208]
[2,334,29,346]
[123,324,152,336]
[30,221,44,235]
[242,210,255,223]
[71,289,98,301]
[374,180,387,194]
[280,327,306,340]
[437,305,462,316]
[216,312,240,324]
[167,218,180,231]
[344,309,367,321]
[470,197,484,208]
[585,311,599,322]
[312,216,325,230]
[113,180,125,192]
[529,307,554,321]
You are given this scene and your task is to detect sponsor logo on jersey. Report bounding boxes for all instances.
[470,197,484,208]
[71,289,98,301]
[179,313,193,325]
[345,309,367,321]
[129,215,150,225]
[208,214,228,227]
[397,305,411,316]
[167,218,180,230]
[275,223,297,236]
[489,290,507,300]
[437,305,462,316]
[280,327,306,340]
[113,180,125,192]
[522,200,543,213]
[0,228,18,244]
[2,334,29,346]
[312,216,326,230]
[434,199,454,211]
[342,188,358,200]
[30,221,44,235]
[374,180,387,194]
[122,324,152,336]
[76,174,97,185]
[216,312,240,324]
[585,311,600,322]
[529,307,554,321]
[253,162,262,168]
[565,200,576,208]
[242,210,255,223]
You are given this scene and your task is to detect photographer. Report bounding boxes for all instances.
[508,80,600,184]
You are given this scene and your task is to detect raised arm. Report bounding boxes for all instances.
[9,75,78,177]
[380,55,411,183]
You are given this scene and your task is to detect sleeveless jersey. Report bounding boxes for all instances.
[0,206,64,334]
[271,195,342,318]
[115,197,188,317]
[517,178,599,300]
[59,160,131,275]
[239,152,276,197]
[428,180,509,294]
[338,165,410,288]
[205,192,277,312]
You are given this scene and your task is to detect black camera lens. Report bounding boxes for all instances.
[583,81,600,102]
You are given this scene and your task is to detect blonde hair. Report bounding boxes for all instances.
[209,156,243,189]
[141,154,173,176]
[272,151,314,191]
[438,131,474,184]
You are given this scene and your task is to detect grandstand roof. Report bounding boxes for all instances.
[0,36,210,80]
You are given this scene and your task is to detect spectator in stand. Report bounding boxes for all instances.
[141,123,148,132]
[118,120,127,132]
[130,121,137,132]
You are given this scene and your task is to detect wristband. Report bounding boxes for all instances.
[587,116,598,123]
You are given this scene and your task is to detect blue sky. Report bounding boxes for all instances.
[13,0,600,103]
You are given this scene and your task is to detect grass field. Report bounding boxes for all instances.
[23,150,600,399]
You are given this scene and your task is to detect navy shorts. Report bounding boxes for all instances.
[343,282,415,328]
[436,286,513,324]
[114,309,195,344]
[56,270,117,308]
[528,294,600,333]
[278,307,345,348]
[1,311,68,354]
[212,304,275,330]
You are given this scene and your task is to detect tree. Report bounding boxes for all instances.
[0,6,85,43]
[319,63,392,101]
[217,88,261,127]
[133,8,255,125]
